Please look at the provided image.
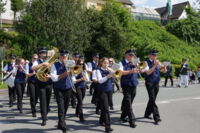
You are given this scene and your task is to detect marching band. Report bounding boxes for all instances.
[3,47,192,133]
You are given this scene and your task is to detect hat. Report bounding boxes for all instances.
[125,49,136,56]
[59,49,69,56]
[93,53,99,58]
[38,47,47,54]
[182,58,187,62]
[79,56,85,59]
[73,53,80,58]
[9,53,16,59]
[149,49,158,56]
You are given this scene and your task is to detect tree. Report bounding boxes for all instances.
[84,1,134,60]
[166,7,200,46]
[11,0,25,21]
[16,0,90,58]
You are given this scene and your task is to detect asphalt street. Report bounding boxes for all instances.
[0,82,200,133]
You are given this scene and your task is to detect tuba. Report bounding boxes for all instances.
[36,47,59,82]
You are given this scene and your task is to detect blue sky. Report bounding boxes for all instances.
[132,0,195,8]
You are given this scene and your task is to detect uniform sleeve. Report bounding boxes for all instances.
[87,62,92,72]
[72,75,77,84]
[50,64,59,82]
[25,64,29,74]
[3,64,8,72]
[118,62,124,71]
[95,70,108,84]
[32,61,39,68]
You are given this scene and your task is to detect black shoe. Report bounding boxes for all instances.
[79,114,85,123]
[96,110,100,115]
[130,123,137,128]
[62,129,67,133]
[19,110,23,114]
[72,105,76,108]
[9,103,13,107]
[32,113,37,117]
[41,120,46,126]
[157,118,162,122]
[144,116,153,120]
[105,127,113,133]
[48,108,51,112]
[99,121,105,126]
[154,120,159,125]
[110,106,114,110]
[120,118,128,123]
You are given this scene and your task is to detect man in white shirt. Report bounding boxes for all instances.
[3,54,16,107]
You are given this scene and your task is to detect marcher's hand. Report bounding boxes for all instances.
[45,74,51,78]
[43,62,50,67]
[154,60,160,66]
[130,68,137,74]
[107,74,113,78]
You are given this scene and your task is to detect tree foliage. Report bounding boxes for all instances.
[16,0,90,57]
[166,7,200,46]
[11,0,25,20]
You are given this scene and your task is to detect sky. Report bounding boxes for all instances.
[132,0,195,8]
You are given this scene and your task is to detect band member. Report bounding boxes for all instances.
[70,53,80,108]
[197,66,200,83]
[26,54,38,117]
[87,53,99,96]
[3,54,16,107]
[32,47,53,126]
[109,58,120,93]
[92,57,114,133]
[13,58,28,113]
[119,50,138,128]
[51,49,73,133]
[178,59,189,88]
[143,50,162,125]
[72,58,89,122]
[164,63,173,87]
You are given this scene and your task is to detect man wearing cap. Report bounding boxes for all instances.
[143,50,162,125]
[26,54,39,117]
[178,59,189,88]
[87,53,99,95]
[51,49,73,133]
[118,50,138,128]
[3,54,17,107]
[32,47,53,126]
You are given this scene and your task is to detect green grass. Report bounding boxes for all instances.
[0,83,8,89]
[2,23,13,28]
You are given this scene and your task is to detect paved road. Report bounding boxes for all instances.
[0,82,200,133]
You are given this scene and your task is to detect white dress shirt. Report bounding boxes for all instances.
[50,61,71,82]
[92,68,112,84]
[87,61,98,72]
[3,63,15,72]
[72,70,90,84]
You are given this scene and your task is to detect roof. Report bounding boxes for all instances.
[155,1,190,19]
[133,7,160,16]
[119,0,133,5]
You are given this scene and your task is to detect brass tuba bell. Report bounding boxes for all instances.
[36,47,59,82]
[72,65,82,75]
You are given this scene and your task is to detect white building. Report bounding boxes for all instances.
[1,0,14,24]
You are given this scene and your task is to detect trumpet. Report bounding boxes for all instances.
[72,65,82,75]
[111,63,123,79]
[64,60,83,75]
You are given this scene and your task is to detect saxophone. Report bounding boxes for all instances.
[36,47,59,82]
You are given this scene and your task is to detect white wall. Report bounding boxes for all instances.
[1,0,14,21]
